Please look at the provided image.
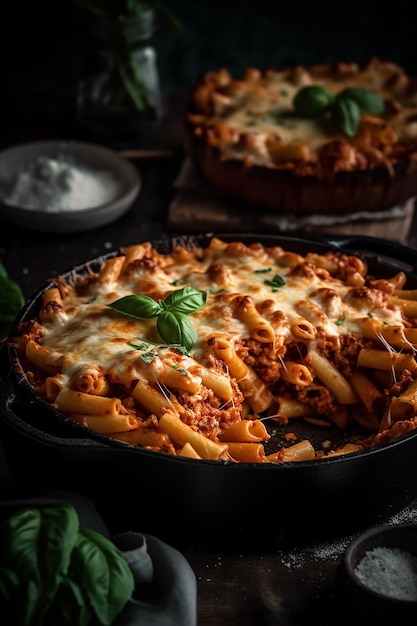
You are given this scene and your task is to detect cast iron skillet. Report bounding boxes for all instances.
[1,233,417,550]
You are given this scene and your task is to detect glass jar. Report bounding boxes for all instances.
[77,9,163,147]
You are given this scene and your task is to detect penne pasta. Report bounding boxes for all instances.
[230,295,275,343]
[349,370,385,415]
[39,287,65,324]
[218,419,270,443]
[390,379,417,421]
[388,296,417,318]
[55,387,124,417]
[70,413,139,434]
[280,360,313,387]
[25,339,66,375]
[109,427,173,449]
[309,350,358,405]
[68,363,111,396]
[269,397,317,421]
[226,442,267,463]
[267,440,315,463]
[290,317,316,340]
[159,410,229,461]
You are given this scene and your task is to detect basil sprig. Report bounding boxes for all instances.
[0,503,134,626]
[293,85,385,136]
[109,286,206,350]
[264,274,285,292]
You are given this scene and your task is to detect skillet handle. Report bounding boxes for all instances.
[318,235,417,274]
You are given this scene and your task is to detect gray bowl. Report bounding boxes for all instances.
[0,140,141,233]
[336,523,417,624]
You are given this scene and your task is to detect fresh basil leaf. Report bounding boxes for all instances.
[264,274,285,290]
[0,567,22,624]
[108,294,162,319]
[44,577,92,626]
[331,98,360,136]
[128,340,151,351]
[337,88,385,114]
[0,504,79,626]
[158,310,197,350]
[293,85,335,118]
[254,267,272,273]
[0,261,8,279]
[70,528,134,626]
[0,566,20,598]
[158,343,190,355]
[0,276,24,323]
[164,286,207,315]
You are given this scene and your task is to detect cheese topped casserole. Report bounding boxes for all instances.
[185,57,417,214]
[14,237,417,462]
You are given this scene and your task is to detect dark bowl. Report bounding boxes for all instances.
[336,523,417,624]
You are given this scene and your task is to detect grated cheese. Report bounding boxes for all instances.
[354,546,417,601]
[0,155,122,213]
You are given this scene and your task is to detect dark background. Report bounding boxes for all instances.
[1,0,417,96]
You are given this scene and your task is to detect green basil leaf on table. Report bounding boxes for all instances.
[69,527,135,625]
[43,577,93,626]
[0,503,134,626]
[0,504,79,625]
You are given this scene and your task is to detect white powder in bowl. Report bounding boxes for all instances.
[354,546,417,601]
[0,154,122,212]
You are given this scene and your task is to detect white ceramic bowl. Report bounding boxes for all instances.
[0,140,141,233]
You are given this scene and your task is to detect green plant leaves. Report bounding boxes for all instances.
[157,310,198,350]
[0,260,24,324]
[0,505,79,625]
[73,0,182,27]
[164,286,207,314]
[0,504,134,626]
[70,528,134,625]
[292,84,385,136]
[109,286,206,350]
[109,294,163,319]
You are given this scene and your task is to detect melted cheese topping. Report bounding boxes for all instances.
[42,248,385,365]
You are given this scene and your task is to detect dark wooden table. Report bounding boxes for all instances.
[1,90,417,626]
